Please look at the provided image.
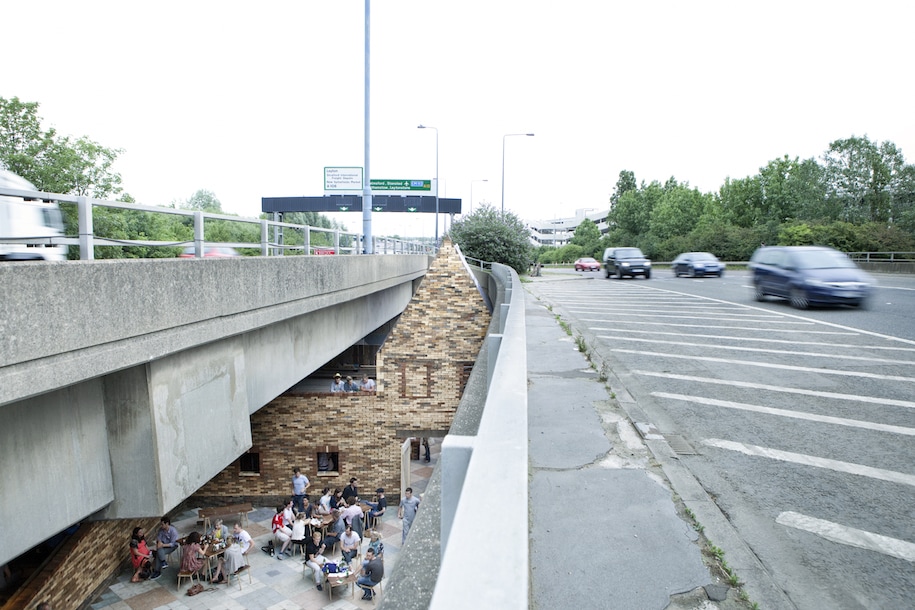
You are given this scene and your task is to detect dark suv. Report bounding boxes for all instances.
[603,247,651,279]
[749,245,873,309]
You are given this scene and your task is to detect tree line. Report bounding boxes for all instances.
[0,96,346,259]
[538,135,915,264]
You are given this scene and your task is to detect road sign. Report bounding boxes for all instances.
[324,167,363,191]
[370,179,431,192]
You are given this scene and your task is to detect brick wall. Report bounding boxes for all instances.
[192,237,490,504]
[6,238,490,610]
[5,517,159,610]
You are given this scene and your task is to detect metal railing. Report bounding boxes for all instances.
[0,186,434,259]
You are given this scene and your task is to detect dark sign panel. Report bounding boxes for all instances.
[262,195,461,214]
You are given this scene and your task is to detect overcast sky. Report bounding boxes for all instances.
[4,1,913,238]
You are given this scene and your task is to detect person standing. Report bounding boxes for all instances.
[343,375,358,392]
[292,467,310,513]
[154,516,180,572]
[356,547,384,600]
[398,487,421,544]
[423,438,431,462]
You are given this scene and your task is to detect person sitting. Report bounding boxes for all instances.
[317,488,333,515]
[341,498,363,527]
[154,516,180,572]
[179,532,209,578]
[129,526,154,582]
[322,509,345,553]
[300,496,315,519]
[291,512,309,554]
[271,505,293,559]
[207,518,230,543]
[342,477,359,502]
[223,523,252,575]
[339,523,361,564]
[304,530,328,591]
[367,531,384,559]
[282,498,296,528]
[329,488,344,511]
[343,375,358,392]
[363,488,387,530]
[356,547,384,601]
[359,374,376,392]
[330,373,345,392]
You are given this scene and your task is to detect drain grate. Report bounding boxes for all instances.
[664,434,698,455]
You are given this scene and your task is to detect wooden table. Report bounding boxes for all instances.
[203,543,226,579]
[199,502,253,532]
[324,570,358,600]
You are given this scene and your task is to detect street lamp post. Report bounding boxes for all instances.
[501,133,534,216]
[470,179,488,214]
[417,125,439,243]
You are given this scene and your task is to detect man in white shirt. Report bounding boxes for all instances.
[340,524,361,563]
[360,374,376,392]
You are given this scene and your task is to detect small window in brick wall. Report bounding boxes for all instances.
[317,450,340,475]
[458,361,474,397]
[239,451,260,475]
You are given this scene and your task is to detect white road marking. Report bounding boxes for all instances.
[776,511,915,562]
[702,438,915,487]
[584,320,845,332]
[603,336,915,365]
[653,392,915,436]
[591,329,915,353]
[635,371,915,409]
[613,348,915,382]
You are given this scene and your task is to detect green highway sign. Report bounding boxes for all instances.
[370,179,431,192]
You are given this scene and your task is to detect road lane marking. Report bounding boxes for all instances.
[635,371,915,409]
[603,336,915,365]
[702,438,915,487]
[653,392,915,436]
[776,511,915,562]
[613,349,915,383]
[592,329,915,353]
[583,320,848,332]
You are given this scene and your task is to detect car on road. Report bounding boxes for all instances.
[573,257,601,271]
[179,246,241,258]
[749,245,873,309]
[603,247,651,279]
[672,252,725,277]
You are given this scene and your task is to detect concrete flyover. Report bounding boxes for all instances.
[0,253,429,567]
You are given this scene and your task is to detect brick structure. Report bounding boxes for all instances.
[6,239,490,610]
[192,237,490,505]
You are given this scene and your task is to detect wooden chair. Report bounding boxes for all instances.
[226,555,252,590]
[176,568,199,590]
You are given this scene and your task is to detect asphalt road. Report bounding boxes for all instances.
[526,269,915,610]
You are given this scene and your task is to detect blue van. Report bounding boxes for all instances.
[749,245,873,309]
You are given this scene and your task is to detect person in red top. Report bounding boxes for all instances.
[271,505,293,559]
[129,526,153,582]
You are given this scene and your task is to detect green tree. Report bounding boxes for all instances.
[0,96,123,198]
[570,218,601,257]
[181,189,224,213]
[610,170,637,207]
[449,204,532,273]
[822,135,908,223]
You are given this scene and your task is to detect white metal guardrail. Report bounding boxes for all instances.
[0,186,434,259]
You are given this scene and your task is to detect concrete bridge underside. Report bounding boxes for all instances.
[0,254,429,566]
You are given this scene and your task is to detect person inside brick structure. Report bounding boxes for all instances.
[343,375,358,392]
[36,602,51,610]
[330,372,345,392]
[129,526,154,582]
[343,477,359,501]
[360,374,376,392]
[271,504,293,559]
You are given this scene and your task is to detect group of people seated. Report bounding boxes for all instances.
[128,516,251,584]
[330,372,376,393]
[271,484,387,599]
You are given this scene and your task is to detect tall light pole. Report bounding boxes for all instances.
[501,133,534,216]
[417,125,439,244]
[470,179,488,214]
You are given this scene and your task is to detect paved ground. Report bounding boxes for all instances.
[89,445,439,610]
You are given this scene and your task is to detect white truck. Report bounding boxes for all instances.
[0,168,67,261]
